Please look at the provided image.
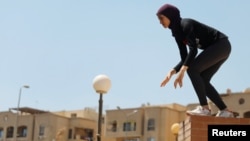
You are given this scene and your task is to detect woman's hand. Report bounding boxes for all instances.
[174,66,188,88]
[160,69,176,87]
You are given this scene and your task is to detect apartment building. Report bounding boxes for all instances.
[0,88,249,141]
[209,88,250,117]
[105,103,187,141]
[186,88,250,118]
[0,107,100,141]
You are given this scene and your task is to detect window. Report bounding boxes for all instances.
[244,111,250,118]
[239,98,245,105]
[84,128,93,141]
[68,129,72,139]
[147,137,155,141]
[17,126,28,137]
[71,113,77,118]
[107,120,117,132]
[111,121,117,132]
[74,128,93,141]
[39,126,45,136]
[6,126,14,138]
[123,121,136,131]
[147,118,155,131]
[0,127,3,138]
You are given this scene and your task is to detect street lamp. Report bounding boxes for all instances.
[93,74,111,141]
[117,106,138,141]
[15,85,30,141]
[171,123,180,141]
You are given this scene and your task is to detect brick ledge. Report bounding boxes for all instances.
[177,115,250,141]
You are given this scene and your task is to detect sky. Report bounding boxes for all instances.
[1,0,250,112]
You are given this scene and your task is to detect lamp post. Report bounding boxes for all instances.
[93,74,111,141]
[15,85,30,141]
[171,123,180,141]
[117,106,138,141]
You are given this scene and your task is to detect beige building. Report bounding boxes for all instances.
[0,104,186,141]
[209,88,250,117]
[0,107,101,141]
[186,88,250,118]
[105,103,187,141]
[0,89,249,141]
[105,89,250,141]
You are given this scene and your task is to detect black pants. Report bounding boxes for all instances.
[187,38,231,110]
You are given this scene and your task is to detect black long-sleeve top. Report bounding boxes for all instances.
[173,18,227,72]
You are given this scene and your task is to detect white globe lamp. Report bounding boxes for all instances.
[93,74,111,94]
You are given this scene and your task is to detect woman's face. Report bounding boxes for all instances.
[158,14,170,28]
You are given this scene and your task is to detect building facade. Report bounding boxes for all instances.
[186,88,250,118]
[1,89,250,141]
[0,107,100,141]
[105,103,187,141]
[209,89,250,117]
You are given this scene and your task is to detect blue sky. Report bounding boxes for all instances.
[1,0,249,112]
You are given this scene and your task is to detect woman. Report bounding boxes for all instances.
[157,3,233,117]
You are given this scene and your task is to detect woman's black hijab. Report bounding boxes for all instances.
[157,4,184,39]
